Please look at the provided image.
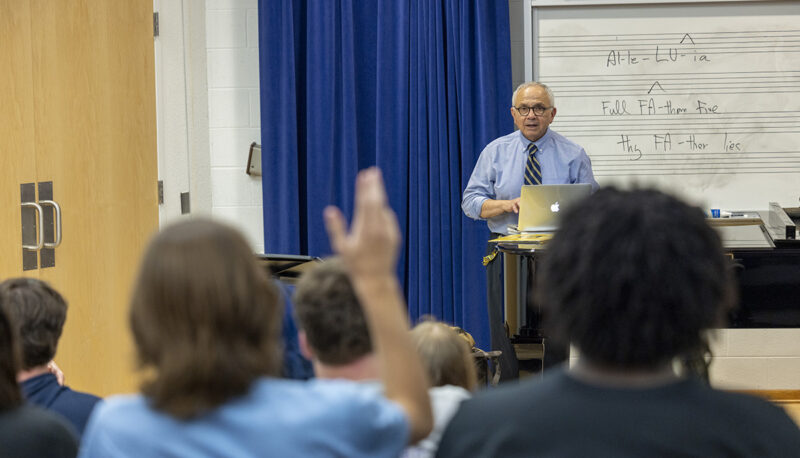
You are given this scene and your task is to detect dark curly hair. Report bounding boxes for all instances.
[538,187,736,370]
[293,259,372,366]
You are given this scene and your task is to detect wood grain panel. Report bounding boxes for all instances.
[784,404,800,428]
[0,0,37,277]
[31,0,158,396]
[738,390,800,427]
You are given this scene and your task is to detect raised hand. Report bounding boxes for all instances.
[323,167,401,277]
[321,166,432,443]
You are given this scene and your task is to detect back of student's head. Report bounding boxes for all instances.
[130,218,282,419]
[539,187,735,370]
[410,320,477,391]
[0,278,67,370]
[0,295,22,410]
[293,258,372,365]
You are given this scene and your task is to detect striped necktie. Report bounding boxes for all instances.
[524,143,542,185]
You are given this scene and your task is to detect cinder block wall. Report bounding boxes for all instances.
[709,329,800,390]
[568,330,800,389]
[206,0,264,253]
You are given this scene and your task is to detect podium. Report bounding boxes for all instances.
[255,254,321,282]
[490,233,551,341]
[489,234,557,372]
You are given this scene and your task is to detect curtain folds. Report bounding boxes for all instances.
[258,0,511,348]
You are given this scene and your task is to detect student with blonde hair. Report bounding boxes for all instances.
[411,320,477,392]
[404,320,476,458]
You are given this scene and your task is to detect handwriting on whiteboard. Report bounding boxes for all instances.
[538,27,800,177]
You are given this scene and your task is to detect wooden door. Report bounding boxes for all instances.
[0,1,38,278]
[0,0,159,396]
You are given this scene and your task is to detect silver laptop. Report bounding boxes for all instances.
[517,184,592,232]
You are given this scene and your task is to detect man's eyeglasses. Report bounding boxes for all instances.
[514,105,552,117]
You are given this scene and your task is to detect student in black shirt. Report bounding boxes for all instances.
[0,292,77,458]
[437,187,800,458]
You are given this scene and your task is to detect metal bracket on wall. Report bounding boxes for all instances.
[180,192,190,214]
[246,142,262,176]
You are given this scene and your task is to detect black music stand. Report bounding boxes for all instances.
[256,254,321,282]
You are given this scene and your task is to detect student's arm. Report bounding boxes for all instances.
[324,167,433,443]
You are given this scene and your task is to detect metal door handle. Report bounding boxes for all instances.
[39,200,62,248]
[21,202,44,251]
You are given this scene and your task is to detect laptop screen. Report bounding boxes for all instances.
[517,184,592,232]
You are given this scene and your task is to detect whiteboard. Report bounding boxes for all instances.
[525,0,800,210]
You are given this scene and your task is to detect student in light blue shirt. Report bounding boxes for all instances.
[80,169,432,457]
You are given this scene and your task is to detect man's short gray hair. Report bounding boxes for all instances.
[512,82,555,108]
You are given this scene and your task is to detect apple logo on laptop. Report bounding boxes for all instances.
[550,202,560,213]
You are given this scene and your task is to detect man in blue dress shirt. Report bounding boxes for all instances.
[462,82,598,380]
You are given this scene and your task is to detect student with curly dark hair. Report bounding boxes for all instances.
[0,292,78,457]
[437,187,800,457]
[80,168,431,457]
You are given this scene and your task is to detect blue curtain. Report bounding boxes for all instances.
[258,0,511,349]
